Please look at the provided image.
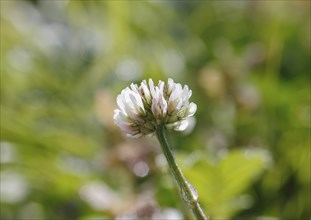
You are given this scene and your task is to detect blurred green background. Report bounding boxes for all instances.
[1,1,310,219]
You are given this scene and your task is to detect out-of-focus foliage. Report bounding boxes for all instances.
[0,1,310,220]
[179,149,270,219]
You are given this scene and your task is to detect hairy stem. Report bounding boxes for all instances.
[156,124,208,220]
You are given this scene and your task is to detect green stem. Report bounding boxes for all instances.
[156,124,208,220]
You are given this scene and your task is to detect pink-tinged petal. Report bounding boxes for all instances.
[151,88,167,119]
[148,78,156,98]
[119,123,134,133]
[151,98,158,118]
[140,80,151,104]
[125,107,144,123]
[119,88,145,121]
[129,92,145,113]
[158,80,164,92]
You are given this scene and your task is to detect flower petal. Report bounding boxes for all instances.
[151,88,167,119]
[148,78,156,98]
[174,120,189,131]
[140,80,152,104]
[186,102,197,117]
[114,78,197,136]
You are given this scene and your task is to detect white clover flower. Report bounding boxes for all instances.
[113,78,197,137]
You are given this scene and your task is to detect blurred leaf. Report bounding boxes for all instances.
[179,149,268,219]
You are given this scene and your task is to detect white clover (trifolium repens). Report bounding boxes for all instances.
[114,78,207,219]
[113,78,197,137]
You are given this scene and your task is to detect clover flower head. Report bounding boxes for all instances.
[114,78,197,137]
